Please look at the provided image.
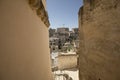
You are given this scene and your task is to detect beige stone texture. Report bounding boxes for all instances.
[78,0,120,80]
[29,0,50,27]
[56,55,77,70]
[42,0,46,9]
[0,0,52,80]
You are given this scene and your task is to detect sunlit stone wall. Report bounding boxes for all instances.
[78,0,120,80]
[56,55,77,70]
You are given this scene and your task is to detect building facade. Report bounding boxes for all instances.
[49,27,79,53]
[57,27,69,33]
[49,28,56,37]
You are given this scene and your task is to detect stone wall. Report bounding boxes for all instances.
[0,0,52,80]
[56,54,77,70]
[78,0,120,80]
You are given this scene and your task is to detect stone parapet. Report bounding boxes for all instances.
[29,0,50,27]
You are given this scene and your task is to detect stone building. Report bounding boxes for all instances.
[49,28,56,37]
[57,27,69,33]
[72,28,78,34]
[0,0,52,80]
[78,0,120,80]
[55,28,70,46]
[49,27,79,53]
[49,37,59,52]
[71,28,79,40]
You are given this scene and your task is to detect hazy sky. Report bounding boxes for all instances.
[46,0,83,29]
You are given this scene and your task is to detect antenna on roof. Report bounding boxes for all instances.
[63,24,65,27]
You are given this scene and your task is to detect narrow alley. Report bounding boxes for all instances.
[0,0,120,80]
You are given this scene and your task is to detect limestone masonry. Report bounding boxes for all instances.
[78,0,120,80]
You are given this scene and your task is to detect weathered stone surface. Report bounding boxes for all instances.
[78,0,120,80]
[56,54,78,70]
[29,0,50,27]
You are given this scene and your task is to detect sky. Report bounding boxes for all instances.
[46,0,83,29]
